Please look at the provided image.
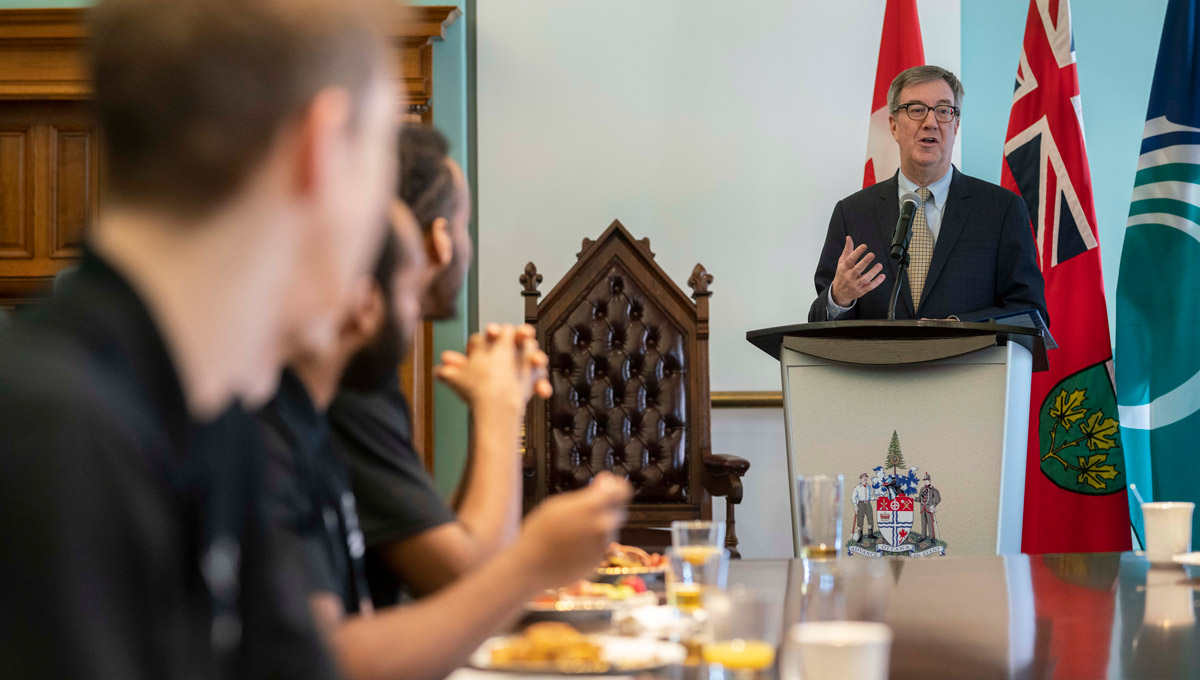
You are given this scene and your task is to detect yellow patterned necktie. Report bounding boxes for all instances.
[907,187,934,311]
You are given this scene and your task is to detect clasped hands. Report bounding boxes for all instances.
[434,323,552,413]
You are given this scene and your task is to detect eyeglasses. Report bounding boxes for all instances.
[895,102,960,123]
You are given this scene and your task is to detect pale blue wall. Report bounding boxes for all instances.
[411,0,474,496]
[960,0,1170,343]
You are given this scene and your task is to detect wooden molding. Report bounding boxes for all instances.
[0,7,462,102]
[0,7,461,43]
[711,391,782,409]
[0,9,87,44]
[397,6,462,41]
[0,9,90,100]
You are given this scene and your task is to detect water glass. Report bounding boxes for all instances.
[783,621,892,680]
[796,475,843,560]
[666,546,728,613]
[671,519,726,553]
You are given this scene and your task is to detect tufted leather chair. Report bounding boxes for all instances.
[519,220,749,556]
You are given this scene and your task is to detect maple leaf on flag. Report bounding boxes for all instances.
[1076,454,1119,491]
[1049,389,1088,431]
[1079,411,1119,451]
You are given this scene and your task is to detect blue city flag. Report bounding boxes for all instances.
[1116,0,1200,545]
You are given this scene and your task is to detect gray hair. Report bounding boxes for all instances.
[888,65,965,113]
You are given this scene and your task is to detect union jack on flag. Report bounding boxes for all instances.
[1001,0,1130,555]
[1002,0,1098,270]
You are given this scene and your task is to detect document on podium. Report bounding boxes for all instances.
[967,309,1057,350]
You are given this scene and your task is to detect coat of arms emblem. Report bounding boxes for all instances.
[876,495,914,547]
[847,431,947,558]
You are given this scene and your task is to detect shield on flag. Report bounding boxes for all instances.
[876,495,914,546]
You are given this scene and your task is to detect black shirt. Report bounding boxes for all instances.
[328,376,455,607]
[0,251,337,680]
[258,370,372,615]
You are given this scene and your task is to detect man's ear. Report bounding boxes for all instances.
[344,279,384,344]
[428,216,452,268]
[889,113,899,141]
[296,87,353,198]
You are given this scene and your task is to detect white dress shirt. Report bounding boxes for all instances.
[851,483,873,505]
[827,167,955,319]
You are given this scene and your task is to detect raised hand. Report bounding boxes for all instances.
[514,472,633,588]
[830,236,886,307]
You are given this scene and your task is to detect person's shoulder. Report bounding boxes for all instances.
[0,323,166,517]
[0,320,135,433]
[839,179,893,208]
[954,170,1022,205]
[328,387,414,452]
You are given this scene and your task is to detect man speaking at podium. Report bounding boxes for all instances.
[808,66,1047,324]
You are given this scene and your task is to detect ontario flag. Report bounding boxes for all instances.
[1001,0,1131,554]
[863,0,923,188]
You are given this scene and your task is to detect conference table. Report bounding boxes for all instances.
[454,552,1199,679]
[722,552,1200,680]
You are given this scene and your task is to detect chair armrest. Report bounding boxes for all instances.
[704,452,750,477]
[702,452,749,503]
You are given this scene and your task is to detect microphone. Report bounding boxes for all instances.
[887,191,923,320]
[890,192,923,260]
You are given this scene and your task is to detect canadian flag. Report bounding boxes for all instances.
[864,0,925,188]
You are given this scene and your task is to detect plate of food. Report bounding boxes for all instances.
[471,622,686,675]
[528,579,657,611]
[522,578,658,628]
[595,543,668,579]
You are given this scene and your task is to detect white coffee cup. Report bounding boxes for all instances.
[1142,502,1194,559]
[784,621,892,680]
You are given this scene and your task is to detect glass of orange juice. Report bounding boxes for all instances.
[702,586,779,679]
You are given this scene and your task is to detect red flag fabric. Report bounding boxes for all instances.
[864,0,924,188]
[1001,0,1131,553]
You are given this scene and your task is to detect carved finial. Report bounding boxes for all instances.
[639,237,654,258]
[576,238,596,260]
[688,263,713,298]
[520,261,542,296]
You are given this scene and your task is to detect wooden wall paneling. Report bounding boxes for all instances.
[0,124,32,259]
[0,101,100,303]
[48,122,96,259]
[396,38,434,124]
[399,321,436,474]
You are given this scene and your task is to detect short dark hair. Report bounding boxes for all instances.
[90,0,390,217]
[397,125,460,232]
[888,65,965,113]
[339,221,403,391]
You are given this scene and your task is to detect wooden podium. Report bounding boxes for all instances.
[747,321,1049,558]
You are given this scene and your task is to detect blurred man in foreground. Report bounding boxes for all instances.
[329,125,541,603]
[0,0,397,676]
[259,206,632,680]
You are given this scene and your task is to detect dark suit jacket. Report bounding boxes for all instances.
[808,168,1048,324]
